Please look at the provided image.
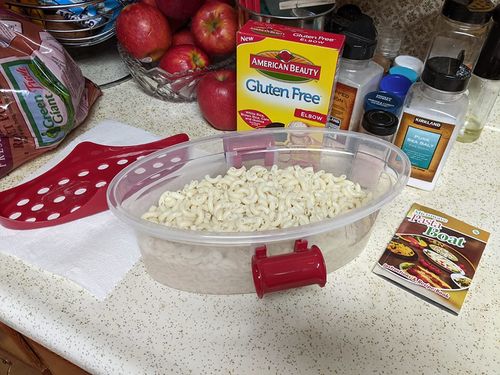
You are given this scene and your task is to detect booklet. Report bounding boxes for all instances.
[373,203,490,315]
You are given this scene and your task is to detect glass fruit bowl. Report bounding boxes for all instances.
[118,44,235,102]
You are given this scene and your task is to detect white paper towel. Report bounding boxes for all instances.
[0,120,160,300]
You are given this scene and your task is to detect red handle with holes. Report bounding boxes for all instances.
[0,134,189,230]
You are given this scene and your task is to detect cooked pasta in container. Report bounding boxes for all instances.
[107,129,411,295]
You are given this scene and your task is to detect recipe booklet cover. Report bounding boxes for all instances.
[373,203,490,315]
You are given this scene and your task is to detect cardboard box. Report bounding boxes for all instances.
[236,21,344,131]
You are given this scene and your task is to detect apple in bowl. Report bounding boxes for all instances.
[159,45,210,74]
[117,0,236,102]
[116,3,171,62]
[171,29,197,46]
[191,1,238,56]
[158,45,212,96]
[156,0,204,22]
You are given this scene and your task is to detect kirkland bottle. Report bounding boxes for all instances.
[393,53,471,191]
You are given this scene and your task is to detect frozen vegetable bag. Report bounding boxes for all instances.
[0,9,101,178]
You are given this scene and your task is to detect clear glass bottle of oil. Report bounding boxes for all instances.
[459,77,500,142]
[458,5,500,143]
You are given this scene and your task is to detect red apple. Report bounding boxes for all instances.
[159,44,210,74]
[156,0,204,21]
[191,1,238,56]
[172,29,196,46]
[196,69,236,131]
[116,3,171,62]
[206,0,234,4]
[140,0,157,8]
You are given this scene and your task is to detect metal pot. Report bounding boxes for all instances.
[238,2,335,31]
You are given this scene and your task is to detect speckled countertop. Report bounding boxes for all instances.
[0,78,499,375]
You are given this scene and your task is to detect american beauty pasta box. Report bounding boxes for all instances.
[236,21,345,130]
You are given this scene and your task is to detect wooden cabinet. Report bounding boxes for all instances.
[0,347,47,375]
[23,337,89,375]
[0,322,88,375]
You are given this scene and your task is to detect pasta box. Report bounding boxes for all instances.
[236,21,345,131]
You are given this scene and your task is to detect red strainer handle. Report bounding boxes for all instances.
[251,239,327,298]
[0,134,189,230]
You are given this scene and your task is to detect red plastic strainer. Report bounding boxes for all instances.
[0,133,189,230]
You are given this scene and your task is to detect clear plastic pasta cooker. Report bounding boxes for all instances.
[107,129,410,296]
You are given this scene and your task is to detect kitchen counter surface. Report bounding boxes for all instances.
[1,79,499,375]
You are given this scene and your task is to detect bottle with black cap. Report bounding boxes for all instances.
[393,52,471,191]
[359,110,399,142]
[325,5,383,132]
[425,0,495,70]
[458,4,500,143]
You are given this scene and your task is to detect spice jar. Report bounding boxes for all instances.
[378,74,413,103]
[326,7,383,131]
[425,0,495,70]
[393,54,471,191]
[359,109,398,142]
[364,91,402,117]
[458,5,500,143]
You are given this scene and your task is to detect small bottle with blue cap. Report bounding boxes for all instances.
[378,74,413,103]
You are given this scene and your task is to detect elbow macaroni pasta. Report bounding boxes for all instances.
[142,165,371,232]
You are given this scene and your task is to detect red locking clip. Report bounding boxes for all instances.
[223,133,275,168]
[251,239,327,298]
